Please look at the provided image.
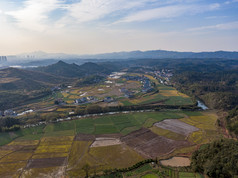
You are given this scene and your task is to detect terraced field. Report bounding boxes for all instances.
[0,111,219,177]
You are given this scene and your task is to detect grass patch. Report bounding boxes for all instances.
[53,121,75,131]
[0,132,21,146]
[44,130,75,137]
[141,173,158,178]
[134,164,152,174]
[121,100,133,106]
[75,118,95,134]
[164,96,193,105]
[94,124,118,134]
[179,172,197,178]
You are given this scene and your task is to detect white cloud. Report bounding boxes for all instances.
[225,0,238,5]
[188,21,238,31]
[64,0,155,23]
[116,3,220,23]
[6,0,62,32]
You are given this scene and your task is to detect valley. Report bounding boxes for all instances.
[0,58,236,177]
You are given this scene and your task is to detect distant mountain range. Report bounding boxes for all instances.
[7,50,238,61]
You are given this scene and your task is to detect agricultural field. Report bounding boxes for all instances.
[0,110,220,177]
[14,72,194,113]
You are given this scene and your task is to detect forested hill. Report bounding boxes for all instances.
[0,67,67,91]
[34,61,113,78]
[124,58,238,110]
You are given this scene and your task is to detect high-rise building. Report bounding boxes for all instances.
[0,56,7,62]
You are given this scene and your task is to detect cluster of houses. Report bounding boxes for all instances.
[153,69,173,85]
[75,96,98,104]
[142,78,154,93]
[0,109,17,117]
[51,86,62,92]
[75,96,115,105]
[123,75,154,93]
[120,88,134,98]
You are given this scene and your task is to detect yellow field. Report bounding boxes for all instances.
[71,89,81,94]
[35,144,71,154]
[67,142,144,177]
[8,140,39,146]
[32,152,69,159]
[89,144,144,169]
[0,151,32,163]
[173,145,198,154]
[67,141,95,177]
[62,92,69,98]
[0,162,26,177]
[22,166,64,178]
[188,131,209,144]
[180,113,217,131]
[41,136,74,143]
[66,100,74,104]
[150,126,186,140]
[56,108,70,112]
[34,136,73,154]
[69,95,80,99]
[68,141,92,166]
[160,90,189,98]
[145,75,159,84]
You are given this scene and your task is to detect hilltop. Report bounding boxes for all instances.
[0,67,68,91]
[34,61,112,78]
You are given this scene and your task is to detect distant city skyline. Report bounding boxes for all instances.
[0,0,238,55]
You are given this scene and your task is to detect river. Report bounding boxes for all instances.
[197,100,208,110]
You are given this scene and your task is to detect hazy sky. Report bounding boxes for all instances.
[0,0,238,55]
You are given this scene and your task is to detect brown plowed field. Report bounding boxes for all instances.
[95,133,121,138]
[121,128,190,158]
[26,157,67,169]
[74,133,95,141]
[75,133,122,141]
[154,119,199,136]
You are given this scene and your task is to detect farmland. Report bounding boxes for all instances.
[0,71,222,177]
[0,109,221,177]
[12,72,195,115]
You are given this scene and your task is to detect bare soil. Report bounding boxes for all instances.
[26,157,67,169]
[74,133,95,141]
[95,133,121,138]
[154,119,199,136]
[160,156,191,167]
[121,128,190,158]
[91,138,121,147]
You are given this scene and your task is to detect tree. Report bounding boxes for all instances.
[82,164,90,178]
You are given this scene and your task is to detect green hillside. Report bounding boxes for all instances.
[35,61,112,78]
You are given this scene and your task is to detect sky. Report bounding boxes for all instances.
[0,0,238,55]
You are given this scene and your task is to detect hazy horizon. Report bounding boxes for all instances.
[0,0,238,55]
